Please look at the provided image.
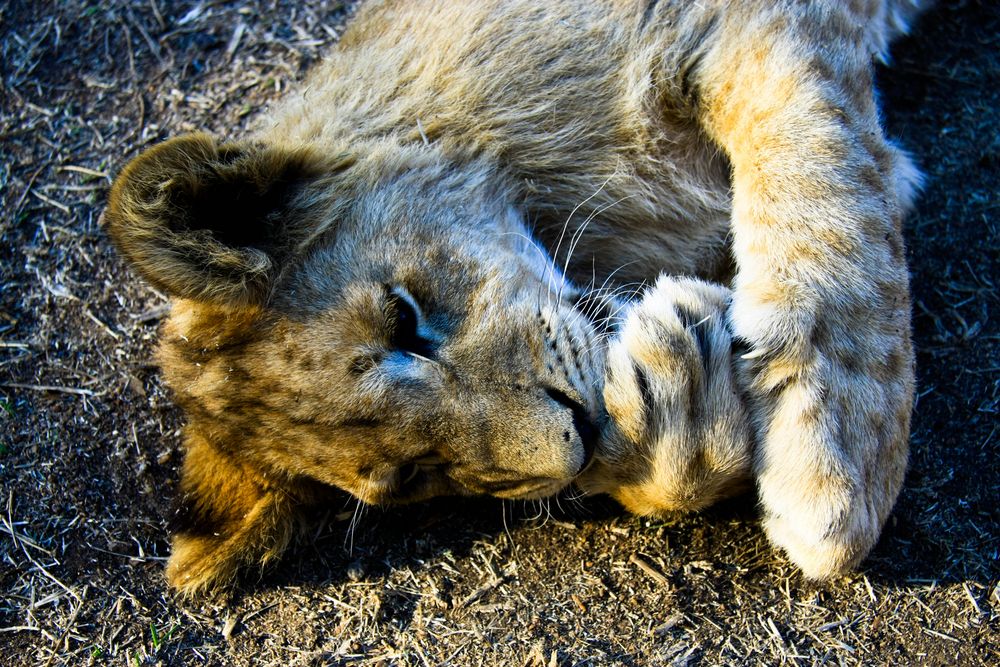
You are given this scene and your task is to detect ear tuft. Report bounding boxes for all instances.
[104,133,325,306]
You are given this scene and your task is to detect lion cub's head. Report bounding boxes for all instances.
[105,134,608,592]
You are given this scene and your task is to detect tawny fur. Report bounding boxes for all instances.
[104,0,926,594]
[577,277,754,515]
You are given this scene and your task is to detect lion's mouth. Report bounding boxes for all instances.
[378,462,458,504]
[387,462,589,504]
[477,476,573,500]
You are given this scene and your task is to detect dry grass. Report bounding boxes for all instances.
[1,1,997,665]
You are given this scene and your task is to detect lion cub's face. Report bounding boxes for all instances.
[106,134,607,507]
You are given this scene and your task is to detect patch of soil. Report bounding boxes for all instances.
[1,1,997,665]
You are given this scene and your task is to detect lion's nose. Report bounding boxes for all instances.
[544,387,598,472]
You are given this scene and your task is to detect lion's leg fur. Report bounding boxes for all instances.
[166,431,297,596]
[685,3,915,577]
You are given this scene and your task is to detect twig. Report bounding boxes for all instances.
[0,626,44,633]
[58,165,110,179]
[134,304,171,323]
[922,627,959,643]
[226,22,247,62]
[629,554,669,586]
[242,602,280,624]
[0,521,54,556]
[0,383,98,397]
[12,165,45,220]
[651,614,684,636]
[31,189,71,214]
[7,492,82,605]
[126,11,166,68]
[85,308,122,340]
[961,583,983,616]
[863,576,877,604]
[86,544,167,562]
[816,618,850,632]
[455,577,504,609]
[42,586,88,667]
[148,0,166,32]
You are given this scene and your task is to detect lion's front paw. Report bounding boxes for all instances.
[749,357,912,580]
[733,284,914,579]
[579,276,753,515]
[754,421,909,580]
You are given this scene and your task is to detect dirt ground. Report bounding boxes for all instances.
[1,1,997,665]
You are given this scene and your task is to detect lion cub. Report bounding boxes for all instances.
[105,0,925,594]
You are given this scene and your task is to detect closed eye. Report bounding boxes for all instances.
[385,285,436,358]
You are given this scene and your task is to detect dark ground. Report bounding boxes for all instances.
[1,1,997,665]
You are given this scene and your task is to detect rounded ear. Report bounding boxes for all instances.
[103,133,326,306]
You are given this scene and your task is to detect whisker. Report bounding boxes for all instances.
[563,487,589,505]
[496,228,560,315]
[345,495,367,554]
[501,500,516,548]
[560,194,637,301]
[580,277,647,306]
[550,170,619,301]
[575,281,648,357]
[528,499,544,523]
[573,263,644,324]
